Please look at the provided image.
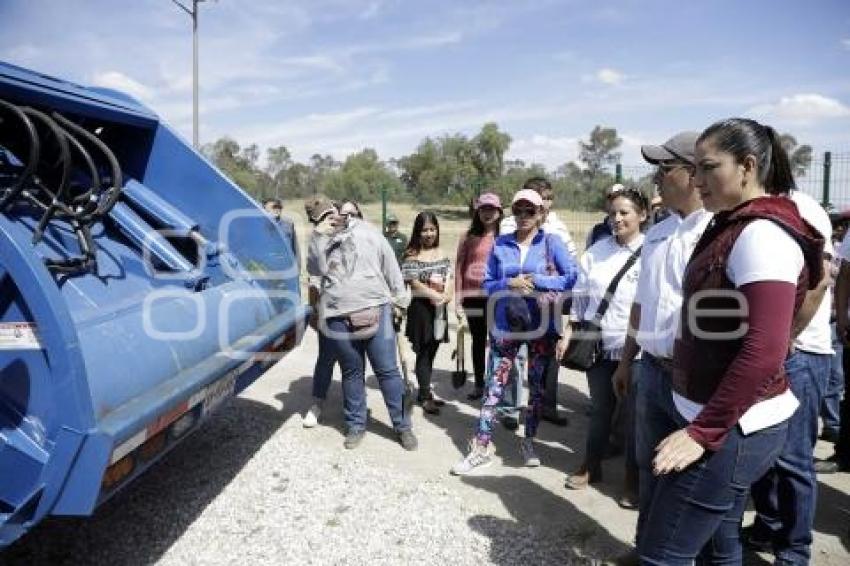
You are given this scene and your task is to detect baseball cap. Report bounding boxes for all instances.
[303,194,336,223]
[475,192,502,210]
[641,131,700,165]
[386,213,399,223]
[512,189,543,207]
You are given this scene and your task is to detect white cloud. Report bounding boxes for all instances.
[842,38,850,50]
[379,100,479,121]
[404,31,463,48]
[748,93,850,124]
[341,31,464,57]
[91,71,154,101]
[507,135,578,169]
[596,68,625,85]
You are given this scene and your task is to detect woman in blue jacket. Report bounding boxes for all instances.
[451,189,578,474]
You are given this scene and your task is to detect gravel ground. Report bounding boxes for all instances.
[1,400,592,566]
[3,330,850,565]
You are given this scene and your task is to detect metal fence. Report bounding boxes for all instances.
[794,152,850,210]
[558,152,850,254]
[617,152,850,210]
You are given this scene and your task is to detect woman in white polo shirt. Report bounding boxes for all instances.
[565,188,647,489]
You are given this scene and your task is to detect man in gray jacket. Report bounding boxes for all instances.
[305,195,417,451]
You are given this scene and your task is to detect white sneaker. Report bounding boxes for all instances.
[521,438,540,467]
[303,400,323,428]
[451,441,492,475]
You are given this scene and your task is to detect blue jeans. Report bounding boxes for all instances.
[312,330,337,399]
[821,323,844,435]
[750,350,831,565]
[634,355,681,548]
[325,304,411,434]
[639,421,788,565]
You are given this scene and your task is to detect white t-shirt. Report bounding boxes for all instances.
[571,234,644,359]
[518,243,531,267]
[673,220,803,434]
[501,212,578,259]
[790,190,832,355]
[635,209,712,358]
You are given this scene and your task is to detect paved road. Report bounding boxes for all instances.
[3,329,850,565]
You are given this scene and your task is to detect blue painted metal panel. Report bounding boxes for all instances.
[0,61,307,545]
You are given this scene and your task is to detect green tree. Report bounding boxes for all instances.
[572,125,622,209]
[578,126,622,176]
[779,133,813,177]
[396,124,513,205]
[473,122,512,181]
[201,136,262,196]
[324,148,405,202]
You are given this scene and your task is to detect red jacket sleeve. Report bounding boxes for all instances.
[686,280,797,451]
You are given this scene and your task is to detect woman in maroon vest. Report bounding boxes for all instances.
[638,118,824,564]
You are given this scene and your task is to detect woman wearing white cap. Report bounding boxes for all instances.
[451,189,578,474]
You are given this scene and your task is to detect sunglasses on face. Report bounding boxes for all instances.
[512,207,537,218]
[656,161,693,175]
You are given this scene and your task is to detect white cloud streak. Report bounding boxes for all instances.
[92,71,155,101]
[596,68,626,85]
[748,93,850,125]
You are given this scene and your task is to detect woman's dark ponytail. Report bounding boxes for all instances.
[762,125,795,194]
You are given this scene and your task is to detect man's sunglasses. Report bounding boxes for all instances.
[656,161,694,175]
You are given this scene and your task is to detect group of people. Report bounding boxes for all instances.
[278,116,846,565]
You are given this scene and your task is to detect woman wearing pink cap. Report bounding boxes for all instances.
[452,189,578,474]
[455,192,504,400]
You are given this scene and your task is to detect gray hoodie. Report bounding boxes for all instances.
[307,218,410,319]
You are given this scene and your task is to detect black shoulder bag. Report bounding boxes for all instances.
[560,246,642,370]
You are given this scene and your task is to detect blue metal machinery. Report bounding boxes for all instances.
[0,62,308,546]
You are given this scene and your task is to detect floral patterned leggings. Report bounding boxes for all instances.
[475,335,558,446]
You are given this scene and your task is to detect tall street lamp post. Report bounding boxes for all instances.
[171,0,208,149]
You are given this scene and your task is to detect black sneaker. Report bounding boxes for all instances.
[819,429,840,443]
[343,430,366,449]
[541,408,569,427]
[398,430,418,451]
[740,524,773,553]
[503,415,519,431]
[467,386,484,401]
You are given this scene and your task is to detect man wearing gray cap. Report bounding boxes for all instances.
[608,131,711,562]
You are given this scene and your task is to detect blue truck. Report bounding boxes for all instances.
[0,61,308,546]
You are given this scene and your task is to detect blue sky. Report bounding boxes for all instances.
[1,0,849,169]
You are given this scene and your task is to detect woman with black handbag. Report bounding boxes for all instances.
[451,189,578,475]
[564,188,647,490]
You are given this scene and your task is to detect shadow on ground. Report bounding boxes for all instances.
[815,477,850,552]
[0,382,308,566]
[429,369,635,504]
[463,475,631,564]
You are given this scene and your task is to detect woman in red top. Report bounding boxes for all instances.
[455,192,503,400]
[638,118,824,564]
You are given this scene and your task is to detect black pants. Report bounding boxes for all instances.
[415,341,441,402]
[462,297,489,389]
